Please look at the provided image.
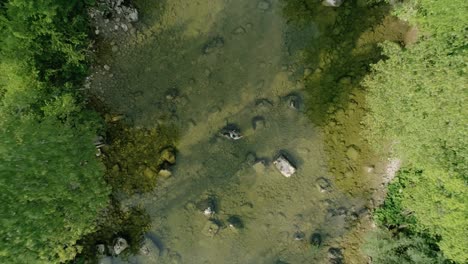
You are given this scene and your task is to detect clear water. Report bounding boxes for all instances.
[92,0,372,263]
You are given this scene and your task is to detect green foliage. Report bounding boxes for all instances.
[0,0,112,263]
[400,169,468,262]
[364,0,468,262]
[374,170,417,229]
[363,229,449,264]
[0,114,110,263]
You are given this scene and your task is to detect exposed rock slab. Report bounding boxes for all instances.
[273,155,296,177]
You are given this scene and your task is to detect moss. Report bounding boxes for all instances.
[101,121,178,194]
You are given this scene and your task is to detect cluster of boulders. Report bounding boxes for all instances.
[89,0,139,37]
[96,237,128,257]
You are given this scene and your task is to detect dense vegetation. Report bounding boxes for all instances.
[0,0,110,263]
[363,0,467,263]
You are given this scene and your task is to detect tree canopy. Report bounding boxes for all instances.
[364,0,468,262]
[0,0,110,262]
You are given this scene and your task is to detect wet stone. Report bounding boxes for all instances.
[346,145,360,161]
[286,94,302,110]
[158,169,172,178]
[220,125,243,140]
[328,247,344,263]
[160,147,176,164]
[113,237,128,255]
[227,215,244,229]
[293,231,305,241]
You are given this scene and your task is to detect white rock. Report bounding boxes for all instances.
[121,23,128,32]
[203,207,214,216]
[322,0,343,7]
[113,237,128,255]
[273,155,296,177]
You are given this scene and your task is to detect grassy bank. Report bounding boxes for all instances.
[362,0,467,263]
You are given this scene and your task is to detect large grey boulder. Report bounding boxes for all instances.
[273,155,296,177]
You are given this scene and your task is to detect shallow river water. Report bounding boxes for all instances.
[91,0,383,263]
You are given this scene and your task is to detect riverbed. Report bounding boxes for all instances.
[89,0,397,263]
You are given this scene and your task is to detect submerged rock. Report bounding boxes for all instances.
[96,244,105,255]
[202,36,224,54]
[227,215,244,229]
[273,154,296,177]
[113,237,128,255]
[220,125,243,140]
[310,233,322,246]
[285,93,303,110]
[293,231,305,241]
[203,207,214,216]
[160,147,176,164]
[328,247,344,263]
[322,0,343,7]
[158,169,172,178]
[316,177,332,192]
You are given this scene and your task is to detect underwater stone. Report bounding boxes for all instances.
[227,215,244,229]
[346,145,360,161]
[113,237,128,255]
[293,231,305,241]
[221,127,243,140]
[285,93,302,110]
[202,36,224,54]
[328,247,344,262]
[310,233,322,246]
[322,0,343,7]
[160,147,176,164]
[96,244,105,255]
[316,177,332,192]
[273,154,296,177]
[158,169,172,178]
